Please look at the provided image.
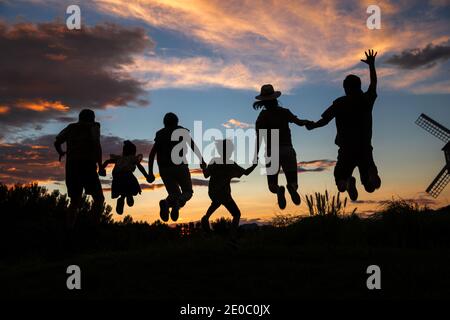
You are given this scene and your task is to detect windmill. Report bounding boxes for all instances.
[415,113,450,198]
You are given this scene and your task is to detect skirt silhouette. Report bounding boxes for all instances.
[111,171,141,199]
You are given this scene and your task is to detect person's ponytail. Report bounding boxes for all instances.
[252,99,279,110]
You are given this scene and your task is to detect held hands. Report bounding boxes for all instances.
[305,121,316,131]
[98,166,106,177]
[361,49,377,66]
[200,159,207,170]
[146,173,155,183]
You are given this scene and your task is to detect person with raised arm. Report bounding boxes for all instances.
[306,50,381,201]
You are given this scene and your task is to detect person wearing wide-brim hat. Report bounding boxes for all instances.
[253,84,313,209]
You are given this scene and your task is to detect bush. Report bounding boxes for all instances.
[304,190,353,216]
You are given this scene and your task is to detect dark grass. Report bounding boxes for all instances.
[1,184,450,300]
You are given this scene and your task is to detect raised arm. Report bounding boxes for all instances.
[361,49,377,93]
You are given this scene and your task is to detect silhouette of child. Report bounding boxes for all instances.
[201,140,257,236]
[147,113,206,222]
[102,140,150,215]
[306,50,381,201]
[254,84,312,209]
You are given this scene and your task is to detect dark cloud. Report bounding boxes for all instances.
[240,217,268,225]
[385,43,450,69]
[0,136,65,184]
[191,178,209,186]
[0,133,153,184]
[103,183,165,192]
[296,159,336,173]
[0,130,247,189]
[101,135,153,158]
[0,21,153,130]
[190,177,239,186]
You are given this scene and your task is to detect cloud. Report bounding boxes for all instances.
[0,134,153,184]
[191,178,209,186]
[385,43,450,69]
[296,159,336,173]
[222,119,254,129]
[104,183,166,192]
[411,80,450,94]
[343,64,450,94]
[94,0,450,94]
[0,21,153,131]
[125,56,304,91]
[0,131,245,190]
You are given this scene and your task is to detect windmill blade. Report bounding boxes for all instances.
[426,166,450,198]
[444,142,450,166]
[415,113,450,143]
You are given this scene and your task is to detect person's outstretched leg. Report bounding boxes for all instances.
[359,149,381,193]
[335,148,358,201]
[126,195,134,207]
[280,146,300,205]
[267,174,286,209]
[160,168,180,222]
[116,196,125,215]
[201,201,221,232]
[159,199,170,222]
[285,171,300,205]
[178,165,193,208]
[223,199,241,239]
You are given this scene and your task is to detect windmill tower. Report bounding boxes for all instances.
[415,113,450,198]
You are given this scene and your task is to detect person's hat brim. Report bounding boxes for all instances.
[255,91,281,100]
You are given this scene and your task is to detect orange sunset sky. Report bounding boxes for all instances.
[1,0,449,224]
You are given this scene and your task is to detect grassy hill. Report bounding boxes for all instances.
[1,184,450,300]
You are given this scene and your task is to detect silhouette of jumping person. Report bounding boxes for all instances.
[102,140,150,215]
[54,109,105,227]
[306,50,381,201]
[147,113,206,222]
[254,84,312,209]
[201,139,257,237]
